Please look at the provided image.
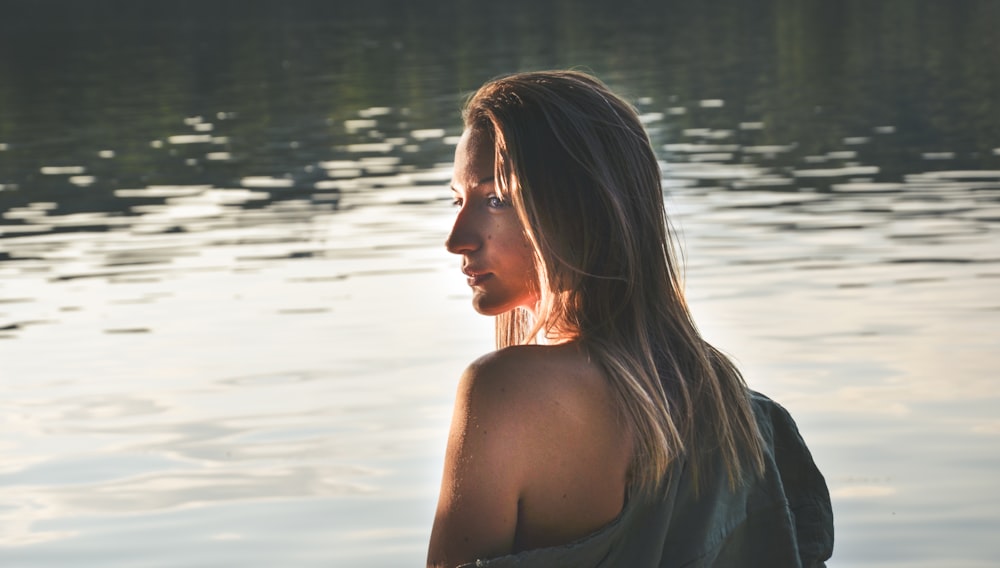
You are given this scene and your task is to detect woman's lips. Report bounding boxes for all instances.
[463,269,492,286]
[468,274,492,286]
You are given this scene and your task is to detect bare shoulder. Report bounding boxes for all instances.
[451,344,602,452]
[458,343,632,550]
[430,343,631,564]
[463,343,607,398]
[458,341,631,471]
[445,342,612,470]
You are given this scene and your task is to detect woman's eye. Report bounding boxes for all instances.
[487,196,507,208]
[451,198,463,207]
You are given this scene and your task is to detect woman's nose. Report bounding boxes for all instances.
[445,208,480,255]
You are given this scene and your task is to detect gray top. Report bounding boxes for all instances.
[460,391,834,568]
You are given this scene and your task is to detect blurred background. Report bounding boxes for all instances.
[1,1,998,566]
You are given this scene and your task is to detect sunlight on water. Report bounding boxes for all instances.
[2,5,1000,566]
[5,107,998,564]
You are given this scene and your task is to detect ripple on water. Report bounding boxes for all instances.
[793,165,880,178]
[39,166,86,175]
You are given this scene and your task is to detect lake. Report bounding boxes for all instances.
[2,2,999,566]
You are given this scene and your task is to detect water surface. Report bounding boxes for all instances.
[2,2,999,566]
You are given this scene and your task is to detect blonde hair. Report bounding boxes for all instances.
[463,70,764,493]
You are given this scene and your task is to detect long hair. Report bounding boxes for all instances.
[463,70,765,493]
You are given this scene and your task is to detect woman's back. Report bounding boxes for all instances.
[452,392,835,568]
[428,342,632,564]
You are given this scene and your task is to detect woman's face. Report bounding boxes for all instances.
[446,129,539,316]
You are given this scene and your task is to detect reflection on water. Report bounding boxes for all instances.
[2,2,1000,567]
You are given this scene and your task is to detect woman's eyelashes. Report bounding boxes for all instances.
[450,194,508,209]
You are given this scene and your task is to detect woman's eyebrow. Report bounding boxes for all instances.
[450,176,495,192]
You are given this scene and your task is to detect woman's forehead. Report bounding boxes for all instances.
[452,130,495,189]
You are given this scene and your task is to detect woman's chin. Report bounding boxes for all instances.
[471,294,512,317]
[470,288,540,317]
[471,301,504,317]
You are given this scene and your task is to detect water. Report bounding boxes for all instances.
[2,2,999,566]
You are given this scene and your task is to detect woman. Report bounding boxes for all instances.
[428,71,833,567]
